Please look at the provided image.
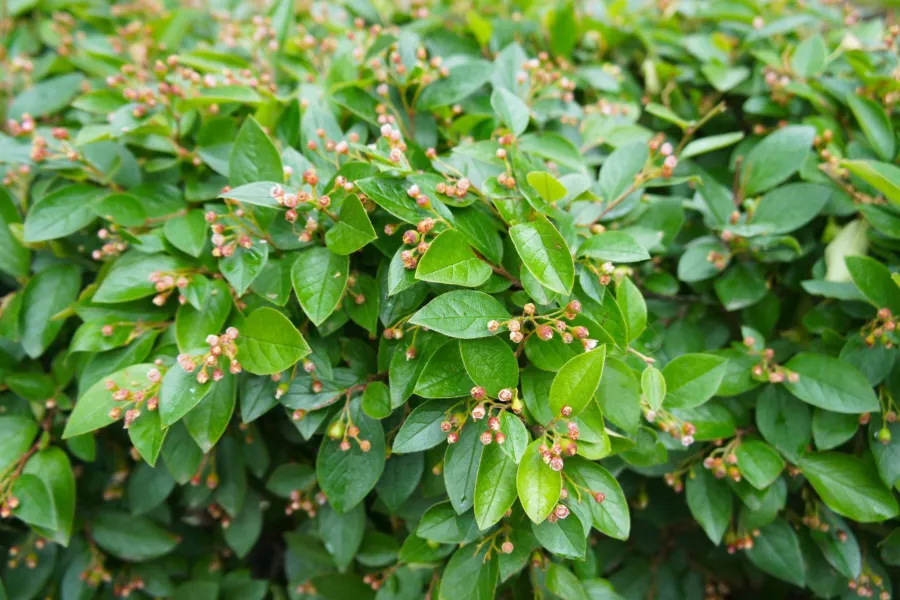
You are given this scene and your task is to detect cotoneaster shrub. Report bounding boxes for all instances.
[2,0,900,599]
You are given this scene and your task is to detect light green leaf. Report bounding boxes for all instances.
[517,439,562,523]
[325,194,377,255]
[491,87,529,137]
[63,363,156,438]
[235,307,310,375]
[510,214,574,295]
[798,452,899,522]
[459,337,519,397]
[549,347,607,418]
[291,247,349,326]
[783,353,878,414]
[409,290,510,339]
[662,353,729,409]
[742,125,815,196]
[474,444,519,529]
[416,229,492,287]
[578,231,650,263]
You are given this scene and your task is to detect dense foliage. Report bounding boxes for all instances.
[2,0,900,598]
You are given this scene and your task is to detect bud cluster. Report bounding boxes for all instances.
[702,450,740,481]
[643,405,696,447]
[176,327,241,385]
[745,342,799,384]
[487,300,597,350]
[147,269,193,306]
[847,572,890,599]
[104,360,168,428]
[725,528,760,554]
[861,307,897,349]
[327,414,372,453]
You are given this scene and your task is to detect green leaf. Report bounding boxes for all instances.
[417,60,493,109]
[616,277,646,341]
[158,364,214,427]
[417,501,477,544]
[755,385,811,461]
[686,466,731,544]
[0,188,29,278]
[164,210,208,257]
[437,544,498,600]
[491,87,529,137]
[662,353,729,409]
[812,409,859,450]
[641,367,666,412]
[183,372,236,453]
[361,381,391,419]
[509,214,574,295]
[11,474,56,530]
[747,183,831,235]
[798,452,899,522]
[533,512,586,559]
[92,510,179,562]
[845,255,900,314]
[9,73,84,119]
[783,353,878,414]
[316,399,385,513]
[474,443,519,529]
[841,159,900,208]
[564,456,630,539]
[175,279,232,352]
[219,182,284,208]
[499,412,529,464]
[128,408,167,466]
[742,125,815,196]
[735,439,785,489]
[517,439,562,523]
[127,461,175,516]
[291,246,349,326]
[701,63,749,92]
[459,337,519,397]
[681,132,745,159]
[228,116,283,186]
[21,447,75,546]
[392,398,456,453]
[0,416,37,475]
[746,520,806,587]
[595,356,641,432]
[545,563,590,600]
[790,34,827,78]
[220,241,269,296]
[444,421,484,514]
[599,141,648,202]
[810,510,861,579]
[847,94,895,162]
[578,231,650,263]
[318,502,364,571]
[235,307,310,375]
[415,342,474,398]
[93,252,184,303]
[526,171,567,204]
[325,195,377,255]
[549,347,606,418]
[355,177,431,225]
[409,290,510,339]
[64,363,156,438]
[19,264,80,358]
[415,229,492,287]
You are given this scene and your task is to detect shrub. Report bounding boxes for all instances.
[2,1,900,598]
